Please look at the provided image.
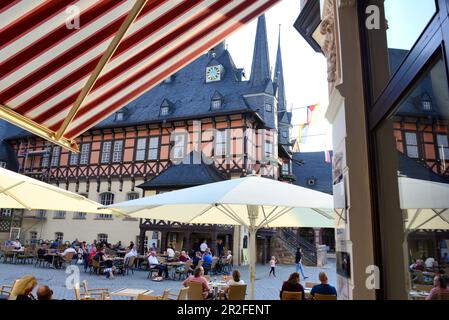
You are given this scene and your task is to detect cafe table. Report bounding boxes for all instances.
[409,290,429,300]
[110,288,155,300]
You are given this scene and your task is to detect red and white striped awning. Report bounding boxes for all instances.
[0,0,280,151]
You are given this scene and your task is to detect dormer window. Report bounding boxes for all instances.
[159,99,174,116]
[210,91,224,111]
[265,103,272,112]
[282,131,288,138]
[421,92,432,111]
[115,111,124,121]
[211,99,221,110]
[160,106,169,116]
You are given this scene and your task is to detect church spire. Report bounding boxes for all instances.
[250,14,271,87]
[274,25,286,111]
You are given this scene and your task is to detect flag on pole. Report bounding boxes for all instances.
[307,104,319,125]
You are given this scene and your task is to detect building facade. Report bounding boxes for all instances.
[0,15,298,265]
[296,0,449,299]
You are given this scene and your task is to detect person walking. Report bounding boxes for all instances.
[295,248,308,280]
[269,256,277,277]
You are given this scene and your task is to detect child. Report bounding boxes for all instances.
[269,256,277,277]
[104,266,116,279]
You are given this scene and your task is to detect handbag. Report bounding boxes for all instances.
[77,258,83,265]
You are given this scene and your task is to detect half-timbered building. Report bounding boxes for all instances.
[0,15,294,265]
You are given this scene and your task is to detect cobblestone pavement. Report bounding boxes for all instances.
[0,260,336,300]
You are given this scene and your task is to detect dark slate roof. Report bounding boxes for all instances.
[138,151,225,189]
[398,152,449,183]
[273,30,286,112]
[0,120,20,171]
[249,15,271,88]
[292,152,333,194]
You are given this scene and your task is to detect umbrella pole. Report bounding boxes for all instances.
[247,205,259,301]
[249,226,257,300]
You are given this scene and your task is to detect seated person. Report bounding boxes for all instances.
[12,238,22,250]
[147,251,169,279]
[179,251,190,262]
[191,251,202,270]
[222,270,245,299]
[225,250,233,264]
[202,251,213,274]
[310,272,337,299]
[124,247,137,260]
[37,286,53,300]
[410,259,425,272]
[11,275,37,300]
[182,266,214,299]
[425,257,437,270]
[427,275,449,300]
[37,244,47,259]
[167,246,176,260]
[94,248,113,268]
[280,272,305,300]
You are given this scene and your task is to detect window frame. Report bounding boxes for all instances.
[112,140,124,163]
[135,137,147,161]
[100,141,112,164]
[50,146,61,167]
[214,130,228,157]
[148,136,159,161]
[79,143,91,165]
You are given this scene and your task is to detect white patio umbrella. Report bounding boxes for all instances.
[399,177,449,230]
[0,167,114,214]
[104,175,334,300]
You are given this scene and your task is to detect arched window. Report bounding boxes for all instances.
[99,192,114,205]
[97,193,114,220]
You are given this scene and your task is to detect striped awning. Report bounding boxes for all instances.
[0,0,280,152]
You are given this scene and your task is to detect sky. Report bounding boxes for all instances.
[385,0,436,50]
[225,0,332,152]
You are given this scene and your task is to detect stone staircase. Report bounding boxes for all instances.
[273,229,318,266]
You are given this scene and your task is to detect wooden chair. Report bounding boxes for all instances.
[147,264,160,279]
[314,294,337,300]
[91,259,104,275]
[176,260,192,280]
[187,282,204,300]
[124,256,136,275]
[0,284,14,298]
[82,280,110,299]
[74,283,99,300]
[176,287,189,300]
[281,291,303,300]
[227,284,247,300]
[415,284,434,293]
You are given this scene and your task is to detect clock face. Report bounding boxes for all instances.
[206,65,221,82]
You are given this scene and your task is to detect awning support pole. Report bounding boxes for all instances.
[55,0,149,140]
